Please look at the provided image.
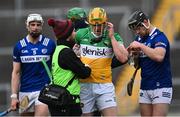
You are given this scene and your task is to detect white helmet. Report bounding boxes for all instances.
[26,13,44,26]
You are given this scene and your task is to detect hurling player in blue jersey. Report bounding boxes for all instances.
[127,10,173,116]
[10,13,56,116]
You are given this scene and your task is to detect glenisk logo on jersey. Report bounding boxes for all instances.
[81,44,113,58]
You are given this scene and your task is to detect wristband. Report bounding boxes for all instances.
[10,94,18,99]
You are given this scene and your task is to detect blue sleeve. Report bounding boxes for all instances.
[13,43,21,62]
[134,36,139,42]
[50,39,56,52]
[154,33,168,49]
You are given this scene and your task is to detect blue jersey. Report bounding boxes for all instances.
[136,28,172,90]
[13,35,56,92]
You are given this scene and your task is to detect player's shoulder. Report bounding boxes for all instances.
[153,29,168,42]
[76,27,89,38]
[41,35,56,47]
[15,37,27,49]
[76,27,89,33]
[42,35,55,42]
[153,28,166,38]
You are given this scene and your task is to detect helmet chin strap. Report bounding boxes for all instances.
[142,19,150,29]
[91,24,105,39]
[91,32,102,38]
[90,32,102,43]
[91,24,108,43]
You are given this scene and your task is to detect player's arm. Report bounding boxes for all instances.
[141,44,165,62]
[107,22,128,63]
[11,62,20,110]
[128,41,166,62]
[11,62,20,95]
[111,56,127,69]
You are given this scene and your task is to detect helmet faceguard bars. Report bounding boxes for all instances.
[88,7,107,39]
[128,11,148,30]
[88,7,107,25]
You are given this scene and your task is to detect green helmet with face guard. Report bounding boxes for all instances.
[67,7,87,20]
[67,7,88,30]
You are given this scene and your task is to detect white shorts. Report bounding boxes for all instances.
[139,88,173,104]
[19,91,47,113]
[80,83,117,113]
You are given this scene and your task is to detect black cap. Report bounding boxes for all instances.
[128,10,148,30]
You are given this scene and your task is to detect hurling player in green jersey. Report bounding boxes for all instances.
[67,7,127,68]
[74,7,128,116]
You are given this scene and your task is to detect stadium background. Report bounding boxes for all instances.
[0,0,179,116]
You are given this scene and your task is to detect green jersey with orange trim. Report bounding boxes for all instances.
[75,27,123,83]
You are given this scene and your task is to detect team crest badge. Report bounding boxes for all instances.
[42,49,47,54]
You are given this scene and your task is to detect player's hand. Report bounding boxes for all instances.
[106,22,114,38]
[127,41,142,55]
[128,41,142,51]
[10,98,19,111]
[73,44,80,57]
